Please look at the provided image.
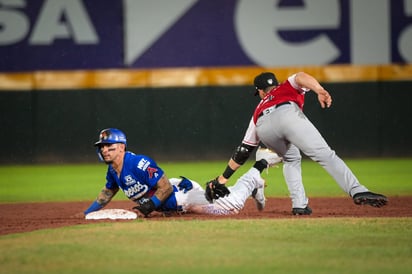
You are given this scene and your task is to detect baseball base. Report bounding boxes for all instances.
[85,209,137,220]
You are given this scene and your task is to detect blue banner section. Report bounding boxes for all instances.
[1,0,411,72]
[1,0,124,71]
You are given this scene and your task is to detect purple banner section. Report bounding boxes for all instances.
[0,0,410,72]
[134,0,251,68]
[1,0,124,71]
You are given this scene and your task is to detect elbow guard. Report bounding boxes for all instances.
[231,144,255,165]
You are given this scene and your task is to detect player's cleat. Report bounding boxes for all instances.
[292,206,312,215]
[251,187,266,211]
[353,192,388,208]
[256,147,282,167]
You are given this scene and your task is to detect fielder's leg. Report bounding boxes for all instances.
[274,104,369,196]
[282,144,309,209]
[255,106,309,210]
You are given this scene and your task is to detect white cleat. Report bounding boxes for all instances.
[252,187,266,211]
[252,177,266,211]
[256,147,282,167]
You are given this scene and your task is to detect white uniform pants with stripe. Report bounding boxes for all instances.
[170,167,264,215]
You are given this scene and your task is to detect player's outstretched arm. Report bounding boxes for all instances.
[83,187,119,216]
[217,143,257,184]
[295,72,332,108]
[205,143,257,202]
[217,158,241,184]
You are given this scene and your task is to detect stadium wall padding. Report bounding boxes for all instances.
[1,81,411,164]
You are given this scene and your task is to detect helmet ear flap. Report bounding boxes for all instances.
[96,146,104,162]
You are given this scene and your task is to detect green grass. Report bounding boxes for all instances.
[0,218,411,274]
[0,159,411,274]
[0,158,411,203]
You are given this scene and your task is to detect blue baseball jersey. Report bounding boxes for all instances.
[105,151,178,211]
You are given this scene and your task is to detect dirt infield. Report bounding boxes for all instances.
[1,196,411,236]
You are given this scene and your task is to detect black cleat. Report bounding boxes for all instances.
[292,206,312,215]
[353,192,388,208]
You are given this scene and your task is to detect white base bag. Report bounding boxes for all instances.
[85,209,137,220]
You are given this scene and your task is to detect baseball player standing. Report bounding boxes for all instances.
[206,72,387,215]
[81,128,282,217]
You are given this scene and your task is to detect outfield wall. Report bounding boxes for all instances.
[1,1,411,163]
[2,79,411,164]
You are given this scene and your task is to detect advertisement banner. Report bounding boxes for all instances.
[1,0,411,72]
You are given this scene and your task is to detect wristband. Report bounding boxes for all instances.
[253,159,268,173]
[84,200,103,215]
[151,196,161,208]
[222,166,235,179]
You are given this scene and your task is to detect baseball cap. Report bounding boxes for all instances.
[254,72,278,95]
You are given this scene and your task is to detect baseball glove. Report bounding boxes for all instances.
[205,177,230,202]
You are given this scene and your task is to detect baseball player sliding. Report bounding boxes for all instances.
[206,71,387,215]
[81,128,282,217]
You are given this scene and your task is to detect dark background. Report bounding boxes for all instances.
[1,80,411,164]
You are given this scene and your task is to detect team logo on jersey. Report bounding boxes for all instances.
[122,175,149,199]
[147,167,158,179]
[124,175,135,186]
[123,183,148,200]
[137,158,150,170]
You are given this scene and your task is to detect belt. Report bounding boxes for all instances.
[258,101,291,118]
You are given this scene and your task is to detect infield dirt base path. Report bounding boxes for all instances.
[1,196,411,236]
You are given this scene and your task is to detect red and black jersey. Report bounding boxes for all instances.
[253,78,306,124]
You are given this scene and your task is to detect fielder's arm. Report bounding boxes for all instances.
[217,143,256,184]
[295,72,332,108]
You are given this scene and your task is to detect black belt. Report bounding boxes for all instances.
[275,101,291,108]
[258,102,291,118]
